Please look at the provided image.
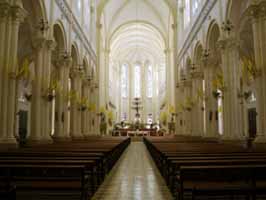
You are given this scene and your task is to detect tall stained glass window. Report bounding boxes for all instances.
[192,0,200,15]
[134,64,141,97]
[184,0,191,27]
[121,64,128,98]
[147,65,153,98]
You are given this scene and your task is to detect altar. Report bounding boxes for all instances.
[112,128,163,137]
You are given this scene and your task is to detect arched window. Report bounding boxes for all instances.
[134,64,141,97]
[147,65,153,98]
[121,64,128,98]
[184,0,191,27]
[192,0,200,15]
[78,0,82,11]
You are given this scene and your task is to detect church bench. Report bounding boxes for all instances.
[176,164,266,200]
[0,155,105,186]
[0,137,130,199]
[167,158,266,192]
[0,163,94,200]
[144,137,266,199]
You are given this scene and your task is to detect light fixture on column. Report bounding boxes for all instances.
[37,18,49,34]
[62,51,70,60]
[222,20,234,35]
[202,49,210,59]
[77,64,84,71]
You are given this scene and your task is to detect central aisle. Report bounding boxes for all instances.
[92,142,173,200]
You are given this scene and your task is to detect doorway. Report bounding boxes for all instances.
[248,108,257,139]
[18,110,28,146]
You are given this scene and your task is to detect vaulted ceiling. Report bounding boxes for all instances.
[97,0,177,64]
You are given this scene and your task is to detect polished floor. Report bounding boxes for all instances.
[92,142,173,200]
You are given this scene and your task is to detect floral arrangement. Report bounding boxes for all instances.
[43,79,59,101]
[78,97,88,111]
[107,110,114,126]
[16,58,30,80]
[184,97,194,111]
[159,111,168,126]
[242,56,261,84]
[212,72,225,92]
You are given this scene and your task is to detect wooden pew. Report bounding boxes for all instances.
[143,136,266,199]
[0,136,131,200]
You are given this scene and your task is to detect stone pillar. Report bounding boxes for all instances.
[141,62,147,122]
[104,49,110,106]
[129,63,133,121]
[82,79,90,137]
[70,68,84,139]
[218,37,245,140]
[247,2,266,143]
[62,56,71,138]
[203,57,219,138]
[0,2,10,136]
[191,71,204,137]
[0,3,27,145]
[184,80,192,136]
[209,66,219,138]
[53,56,71,141]
[41,39,56,141]
[28,37,47,143]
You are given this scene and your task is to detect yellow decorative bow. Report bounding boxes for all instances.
[16,58,30,79]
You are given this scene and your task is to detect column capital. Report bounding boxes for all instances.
[172,23,177,30]
[46,39,57,51]
[83,77,92,87]
[191,70,204,79]
[217,37,240,52]
[54,52,72,68]
[164,48,171,54]
[178,79,192,87]
[33,37,47,51]
[104,48,110,54]
[96,22,102,29]
[0,1,11,19]
[246,1,266,21]
[11,5,27,23]
[70,67,84,79]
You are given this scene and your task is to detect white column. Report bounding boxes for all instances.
[41,39,56,141]
[142,62,147,122]
[203,58,218,138]
[209,67,219,138]
[70,68,84,139]
[247,2,266,143]
[129,63,133,121]
[0,4,27,144]
[184,80,192,135]
[0,3,12,143]
[191,71,204,137]
[218,37,245,140]
[82,79,90,137]
[104,49,110,106]
[53,58,67,140]
[0,2,10,137]
[28,38,46,143]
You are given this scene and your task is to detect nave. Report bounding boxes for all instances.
[92,142,173,200]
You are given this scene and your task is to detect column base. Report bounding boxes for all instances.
[220,135,247,146]
[0,137,18,148]
[220,134,245,141]
[52,136,72,143]
[26,136,53,146]
[254,135,266,143]
[202,133,219,141]
[71,134,85,141]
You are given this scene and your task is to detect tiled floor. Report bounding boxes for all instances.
[92,142,173,200]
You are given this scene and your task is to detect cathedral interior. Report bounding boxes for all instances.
[0,0,266,199]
